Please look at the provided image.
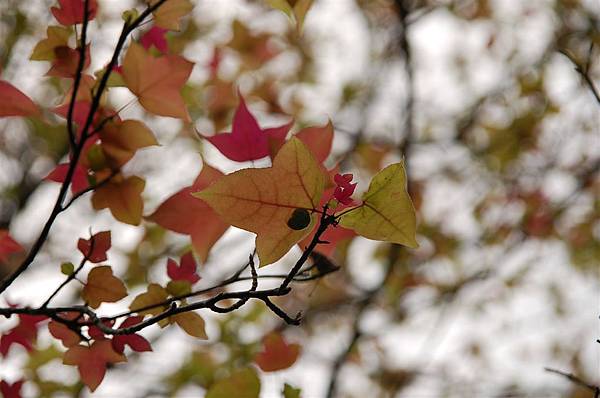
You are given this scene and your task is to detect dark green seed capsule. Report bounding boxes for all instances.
[287,208,311,230]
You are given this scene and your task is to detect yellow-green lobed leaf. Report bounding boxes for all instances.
[338,162,418,248]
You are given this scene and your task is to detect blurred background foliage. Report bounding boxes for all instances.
[0,0,598,397]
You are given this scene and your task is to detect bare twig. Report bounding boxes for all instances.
[544,367,599,397]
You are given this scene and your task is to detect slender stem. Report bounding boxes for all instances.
[66,0,90,148]
[41,237,95,308]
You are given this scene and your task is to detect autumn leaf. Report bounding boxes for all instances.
[172,311,208,339]
[46,45,91,78]
[140,26,169,53]
[294,120,334,163]
[45,162,90,194]
[149,0,193,31]
[338,162,418,248]
[111,317,152,354]
[202,93,293,162]
[254,332,301,372]
[147,164,228,262]
[206,368,260,398]
[167,252,200,284]
[0,81,40,118]
[0,379,23,398]
[129,283,170,327]
[0,230,23,262]
[51,0,98,26]
[121,42,193,121]
[194,138,326,265]
[30,26,71,61]
[82,266,127,309]
[77,231,111,263]
[91,174,146,225]
[100,119,158,168]
[48,320,81,348]
[0,313,46,356]
[63,340,126,392]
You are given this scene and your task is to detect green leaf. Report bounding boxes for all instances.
[283,383,301,398]
[60,262,75,275]
[206,368,260,398]
[338,162,418,248]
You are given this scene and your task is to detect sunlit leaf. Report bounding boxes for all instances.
[338,162,417,248]
[194,138,325,265]
[91,175,146,225]
[81,266,128,309]
[254,333,301,372]
[121,42,193,121]
[63,340,125,392]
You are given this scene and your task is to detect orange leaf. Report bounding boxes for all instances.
[149,0,193,31]
[91,175,145,225]
[194,138,325,265]
[122,42,193,121]
[295,120,334,163]
[81,266,127,309]
[63,340,125,392]
[147,164,228,262]
[172,311,208,339]
[100,119,158,168]
[48,313,81,348]
[254,332,300,372]
[0,81,39,118]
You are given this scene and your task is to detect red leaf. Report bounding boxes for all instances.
[147,164,228,262]
[51,0,98,26]
[140,26,169,53]
[0,230,23,262]
[0,329,33,357]
[333,173,356,205]
[0,380,24,398]
[87,318,115,341]
[46,45,91,78]
[111,317,152,354]
[167,252,200,284]
[203,93,293,162]
[77,231,111,263]
[0,80,39,118]
[254,333,301,372]
[45,162,90,194]
[63,340,126,392]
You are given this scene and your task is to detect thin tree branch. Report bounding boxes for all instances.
[65,0,91,148]
[544,367,599,397]
[559,48,600,106]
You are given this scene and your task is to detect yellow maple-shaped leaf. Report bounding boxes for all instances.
[149,0,193,31]
[194,138,325,266]
[91,175,146,225]
[129,283,170,327]
[172,311,208,339]
[121,42,193,121]
[338,162,418,248]
[82,266,127,309]
[30,26,71,61]
[100,119,158,168]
